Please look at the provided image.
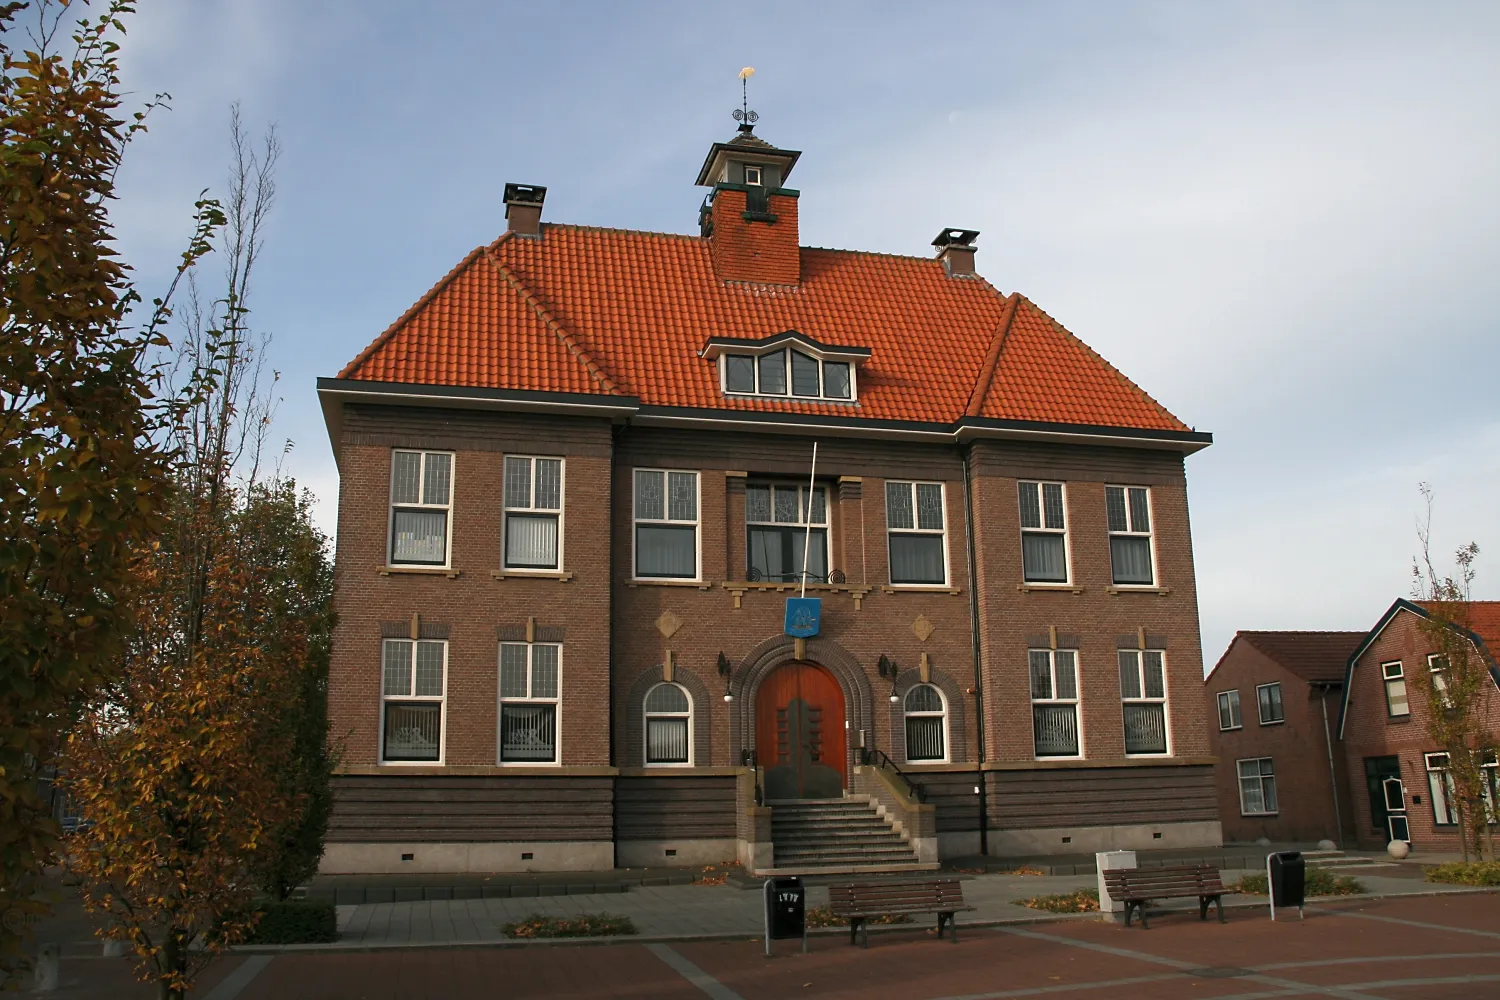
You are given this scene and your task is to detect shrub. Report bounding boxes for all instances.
[1425,861,1500,886]
[1014,888,1099,913]
[502,913,637,938]
[804,906,911,929]
[246,901,337,944]
[1229,868,1365,897]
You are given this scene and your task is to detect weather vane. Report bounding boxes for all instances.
[732,66,759,131]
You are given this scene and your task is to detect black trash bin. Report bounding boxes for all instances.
[763,876,806,955]
[1267,851,1305,919]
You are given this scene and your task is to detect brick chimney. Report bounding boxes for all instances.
[504,182,547,237]
[933,228,980,277]
[695,128,802,285]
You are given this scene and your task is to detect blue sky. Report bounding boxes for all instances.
[109,1,1499,668]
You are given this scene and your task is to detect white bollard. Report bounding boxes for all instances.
[33,942,60,991]
[1096,850,1137,922]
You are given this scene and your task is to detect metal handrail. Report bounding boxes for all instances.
[860,748,927,803]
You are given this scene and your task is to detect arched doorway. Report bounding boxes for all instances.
[755,662,847,800]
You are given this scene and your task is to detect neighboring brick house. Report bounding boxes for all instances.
[1338,599,1500,852]
[1205,632,1362,845]
[316,120,1218,875]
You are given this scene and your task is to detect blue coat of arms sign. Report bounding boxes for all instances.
[784,598,821,638]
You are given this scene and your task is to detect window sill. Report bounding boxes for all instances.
[1258,720,1285,727]
[1385,715,1412,724]
[628,578,715,590]
[722,581,873,609]
[492,570,575,582]
[378,565,460,579]
[1017,582,1083,594]
[1241,812,1279,818]
[1106,585,1172,596]
[881,585,962,596]
[1219,725,1243,732]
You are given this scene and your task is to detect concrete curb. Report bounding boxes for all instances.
[228,884,1500,955]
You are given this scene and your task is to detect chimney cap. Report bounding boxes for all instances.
[932,228,980,249]
[504,183,547,207]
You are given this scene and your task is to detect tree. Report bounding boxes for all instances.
[1411,483,1494,861]
[63,103,335,999]
[0,0,219,977]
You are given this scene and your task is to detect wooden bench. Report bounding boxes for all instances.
[827,879,975,947]
[1102,864,1227,929]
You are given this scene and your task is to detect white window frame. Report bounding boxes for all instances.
[388,449,454,568]
[1425,752,1460,827]
[1217,689,1242,731]
[1256,682,1285,726]
[1382,661,1410,718]
[719,349,857,402]
[743,164,763,186]
[902,684,950,764]
[1428,653,1452,708]
[1105,485,1157,587]
[1017,480,1072,585]
[498,642,562,766]
[1237,757,1278,816]
[643,681,694,768]
[1119,649,1170,756]
[380,638,447,766]
[745,482,829,583]
[884,480,950,587]
[632,468,701,582]
[502,455,565,572]
[1029,648,1083,759]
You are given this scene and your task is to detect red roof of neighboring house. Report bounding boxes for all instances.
[339,226,1191,433]
[1417,600,1500,658]
[1234,631,1367,684]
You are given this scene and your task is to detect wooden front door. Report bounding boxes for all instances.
[755,662,847,800]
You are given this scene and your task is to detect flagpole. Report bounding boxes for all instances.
[801,442,818,598]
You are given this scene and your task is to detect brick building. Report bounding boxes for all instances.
[316,121,1219,875]
[1205,631,1362,845]
[1338,599,1500,852]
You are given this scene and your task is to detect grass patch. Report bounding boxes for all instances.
[1013,888,1099,913]
[502,913,637,938]
[1425,861,1500,886]
[244,900,337,944]
[1229,868,1365,897]
[804,906,912,929]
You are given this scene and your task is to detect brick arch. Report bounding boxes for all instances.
[624,665,713,768]
[886,666,969,764]
[729,635,875,774]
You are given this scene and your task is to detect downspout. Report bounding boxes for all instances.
[962,446,989,855]
[1318,684,1343,849]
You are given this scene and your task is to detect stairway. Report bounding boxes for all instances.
[766,797,933,874]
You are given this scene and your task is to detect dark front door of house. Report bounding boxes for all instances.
[1365,756,1402,842]
[756,662,846,800]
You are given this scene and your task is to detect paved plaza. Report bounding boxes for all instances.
[23,871,1500,998]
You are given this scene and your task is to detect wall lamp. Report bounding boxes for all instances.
[878,654,900,704]
[717,652,734,702]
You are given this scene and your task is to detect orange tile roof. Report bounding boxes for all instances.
[1417,600,1500,659]
[340,225,1192,433]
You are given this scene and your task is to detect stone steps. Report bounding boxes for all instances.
[767,796,923,874]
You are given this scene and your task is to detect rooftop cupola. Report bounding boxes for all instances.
[696,68,802,285]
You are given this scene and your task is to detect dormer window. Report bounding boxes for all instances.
[744,165,763,186]
[722,349,853,401]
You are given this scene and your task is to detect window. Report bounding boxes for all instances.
[903,685,948,762]
[1425,752,1460,826]
[381,639,446,762]
[644,682,692,765]
[1429,654,1452,708]
[1237,758,1278,815]
[885,481,947,585]
[1119,650,1168,755]
[389,450,452,566]
[1256,682,1284,725]
[634,469,699,579]
[746,484,827,582]
[503,456,563,570]
[1217,690,1242,730]
[1030,649,1080,757]
[743,164,762,186]
[721,349,854,401]
[499,643,560,764]
[1105,486,1154,585]
[1382,662,1410,718]
[1018,481,1068,583]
